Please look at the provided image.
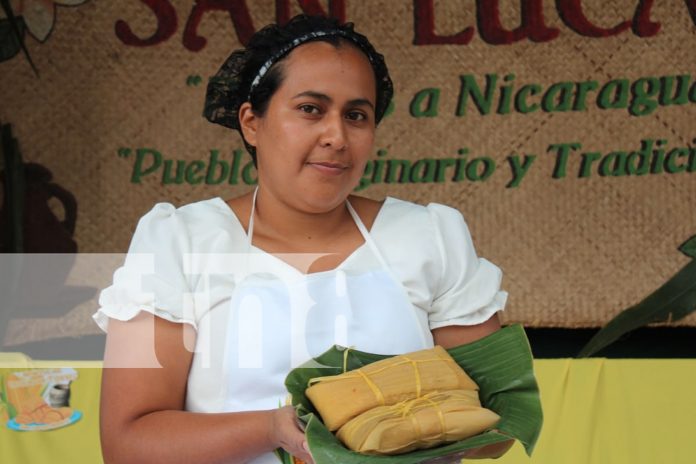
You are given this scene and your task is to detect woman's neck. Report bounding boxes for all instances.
[251,187,355,252]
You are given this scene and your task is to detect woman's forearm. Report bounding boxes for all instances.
[102,408,277,464]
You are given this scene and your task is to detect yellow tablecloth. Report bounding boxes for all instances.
[2,355,695,464]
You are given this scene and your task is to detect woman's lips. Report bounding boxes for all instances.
[307,162,348,176]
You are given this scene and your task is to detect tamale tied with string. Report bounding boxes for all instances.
[305,346,477,431]
[336,390,500,455]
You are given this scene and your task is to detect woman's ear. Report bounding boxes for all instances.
[238,102,258,146]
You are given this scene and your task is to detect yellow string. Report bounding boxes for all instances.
[422,396,447,441]
[400,355,422,398]
[395,393,448,448]
[307,350,465,408]
[342,346,354,373]
[340,391,476,451]
[356,370,385,405]
[404,402,422,440]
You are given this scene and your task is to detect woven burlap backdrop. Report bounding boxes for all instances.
[1,0,695,344]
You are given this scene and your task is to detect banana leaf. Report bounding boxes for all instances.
[577,235,696,358]
[284,324,542,464]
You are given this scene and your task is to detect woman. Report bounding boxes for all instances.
[95,15,507,464]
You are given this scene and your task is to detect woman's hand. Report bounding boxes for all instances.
[269,406,314,464]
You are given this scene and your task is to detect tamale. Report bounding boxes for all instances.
[336,390,500,455]
[305,345,477,431]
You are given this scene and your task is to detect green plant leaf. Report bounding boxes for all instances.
[577,259,696,357]
[285,324,543,463]
[678,235,696,259]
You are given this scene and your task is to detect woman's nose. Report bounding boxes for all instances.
[319,113,348,151]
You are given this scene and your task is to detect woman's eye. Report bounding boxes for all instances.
[299,104,320,114]
[346,111,367,121]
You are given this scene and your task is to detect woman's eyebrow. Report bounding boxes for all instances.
[292,90,375,110]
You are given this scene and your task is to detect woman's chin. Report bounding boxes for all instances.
[295,186,356,213]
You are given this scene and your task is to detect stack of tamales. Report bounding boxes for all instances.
[305,346,500,455]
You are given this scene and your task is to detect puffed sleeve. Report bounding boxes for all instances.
[93,203,198,332]
[426,203,508,329]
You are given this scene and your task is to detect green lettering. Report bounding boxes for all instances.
[497,74,515,115]
[689,146,696,173]
[185,160,206,184]
[242,161,257,185]
[506,155,536,188]
[228,149,243,184]
[409,88,440,117]
[541,81,574,112]
[598,79,629,109]
[659,75,690,106]
[573,80,599,111]
[548,142,581,179]
[410,159,437,183]
[357,160,375,190]
[386,159,411,183]
[514,84,541,114]
[205,150,229,185]
[626,139,653,176]
[131,148,162,183]
[435,158,456,183]
[452,149,469,182]
[162,160,185,185]
[629,77,660,116]
[665,148,689,173]
[456,74,498,116]
[579,152,601,178]
[599,151,628,177]
[650,140,667,174]
[466,157,495,181]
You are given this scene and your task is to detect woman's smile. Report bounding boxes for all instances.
[306,160,350,176]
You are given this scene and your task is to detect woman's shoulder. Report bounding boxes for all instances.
[346,196,464,255]
[364,195,464,229]
[131,196,248,249]
[137,196,245,225]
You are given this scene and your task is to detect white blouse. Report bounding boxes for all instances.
[93,195,507,463]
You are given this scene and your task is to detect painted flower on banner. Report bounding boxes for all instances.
[7,0,88,42]
[0,0,89,63]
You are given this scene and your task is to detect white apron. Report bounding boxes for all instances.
[188,189,434,463]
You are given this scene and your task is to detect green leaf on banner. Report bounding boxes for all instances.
[285,324,543,464]
[0,0,38,74]
[577,259,696,357]
[678,235,696,259]
[0,16,24,61]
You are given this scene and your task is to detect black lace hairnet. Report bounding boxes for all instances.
[203,15,393,134]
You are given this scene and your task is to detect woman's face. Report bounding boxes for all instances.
[240,40,377,213]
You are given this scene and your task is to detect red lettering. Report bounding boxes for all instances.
[183,0,256,51]
[476,0,559,44]
[632,0,660,37]
[556,0,631,37]
[115,0,177,46]
[275,0,346,25]
[413,0,474,45]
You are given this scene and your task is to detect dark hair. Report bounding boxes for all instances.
[203,14,393,164]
